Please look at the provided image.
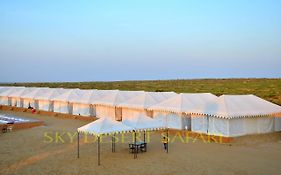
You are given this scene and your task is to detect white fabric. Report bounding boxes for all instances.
[149,93,218,113]
[23,99,35,108]
[92,90,143,106]
[118,91,176,109]
[153,111,190,130]
[191,115,208,134]
[122,114,164,131]
[201,95,281,118]
[208,117,229,136]
[53,101,70,114]
[72,103,91,116]
[0,97,9,105]
[274,117,281,131]
[78,118,133,136]
[192,116,276,137]
[121,108,146,120]
[228,118,244,137]
[38,100,51,111]
[96,105,116,120]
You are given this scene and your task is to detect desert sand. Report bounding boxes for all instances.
[0,110,281,175]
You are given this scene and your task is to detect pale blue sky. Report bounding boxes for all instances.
[0,0,280,82]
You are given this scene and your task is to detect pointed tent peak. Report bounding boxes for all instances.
[74,89,101,104]
[118,91,164,109]
[34,88,65,100]
[93,90,143,106]
[52,88,83,102]
[78,118,133,136]
[0,87,26,97]
[20,87,50,99]
[149,93,217,113]
[122,114,164,131]
[8,87,37,97]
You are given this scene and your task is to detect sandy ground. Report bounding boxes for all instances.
[0,110,281,175]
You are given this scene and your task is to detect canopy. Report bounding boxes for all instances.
[118,91,176,109]
[122,115,165,131]
[77,118,133,136]
[200,95,281,118]
[148,93,218,114]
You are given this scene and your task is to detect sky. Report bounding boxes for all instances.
[0,0,280,82]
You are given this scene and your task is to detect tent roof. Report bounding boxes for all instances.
[0,86,13,94]
[33,88,65,100]
[0,87,26,97]
[51,88,83,102]
[122,115,165,131]
[148,93,218,113]
[73,89,106,104]
[20,87,50,99]
[200,95,281,118]
[77,118,133,136]
[6,87,37,98]
[118,91,176,109]
[92,90,143,106]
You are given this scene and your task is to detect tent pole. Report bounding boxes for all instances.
[77,131,80,158]
[166,129,169,154]
[111,135,113,153]
[113,134,115,152]
[98,136,100,166]
[134,131,137,159]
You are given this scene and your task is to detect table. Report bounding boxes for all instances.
[129,141,147,153]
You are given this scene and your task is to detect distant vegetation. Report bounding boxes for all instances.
[1,78,281,105]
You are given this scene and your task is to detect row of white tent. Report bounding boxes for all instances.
[0,86,281,137]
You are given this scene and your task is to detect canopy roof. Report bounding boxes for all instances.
[77,118,133,136]
[122,115,165,131]
[118,91,177,109]
[51,88,83,102]
[200,95,281,118]
[92,90,143,106]
[148,93,218,114]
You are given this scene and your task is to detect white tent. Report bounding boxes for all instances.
[192,95,281,137]
[33,88,65,111]
[72,89,100,116]
[20,87,50,108]
[119,91,177,120]
[77,117,134,165]
[52,89,83,114]
[92,90,143,120]
[6,87,33,107]
[149,93,218,130]
[0,87,17,105]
